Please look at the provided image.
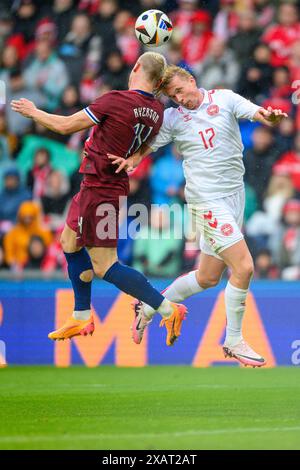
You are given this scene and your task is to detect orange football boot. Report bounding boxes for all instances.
[159,303,187,346]
[48,315,94,341]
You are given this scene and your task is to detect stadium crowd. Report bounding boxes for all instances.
[1,0,300,280]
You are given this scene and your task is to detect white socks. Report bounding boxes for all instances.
[143,271,204,319]
[73,309,91,320]
[163,270,204,302]
[144,298,173,319]
[224,281,248,347]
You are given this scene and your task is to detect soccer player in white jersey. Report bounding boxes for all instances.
[108,65,287,367]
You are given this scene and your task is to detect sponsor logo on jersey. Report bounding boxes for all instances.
[207,104,219,116]
[221,223,233,236]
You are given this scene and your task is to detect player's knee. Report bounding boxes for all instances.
[93,261,113,279]
[235,260,254,282]
[60,232,71,252]
[60,231,77,253]
[79,269,94,283]
[197,272,220,289]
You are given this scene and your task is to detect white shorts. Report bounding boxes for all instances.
[188,189,245,260]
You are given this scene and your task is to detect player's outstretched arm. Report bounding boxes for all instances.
[11,98,94,134]
[108,143,152,174]
[253,106,288,127]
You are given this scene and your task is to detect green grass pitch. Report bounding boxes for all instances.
[0,366,300,450]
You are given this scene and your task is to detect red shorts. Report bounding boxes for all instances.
[66,186,121,248]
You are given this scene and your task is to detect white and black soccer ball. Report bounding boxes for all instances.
[135,10,173,47]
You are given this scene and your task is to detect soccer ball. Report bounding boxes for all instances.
[135,10,173,47]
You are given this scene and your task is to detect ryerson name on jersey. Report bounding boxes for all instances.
[133,107,160,123]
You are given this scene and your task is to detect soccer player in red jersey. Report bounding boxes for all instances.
[11,52,187,345]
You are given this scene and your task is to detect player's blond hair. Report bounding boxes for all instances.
[159,65,193,92]
[138,52,167,88]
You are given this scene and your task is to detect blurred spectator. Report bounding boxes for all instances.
[54,84,84,146]
[171,0,199,39]
[24,38,69,111]
[0,120,13,192]
[0,9,14,55]
[114,11,141,66]
[269,198,300,277]
[237,43,273,102]
[196,37,240,90]
[262,2,300,67]
[26,148,52,199]
[42,226,67,275]
[12,0,40,45]
[182,10,214,70]
[24,235,47,270]
[213,0,239,41]
[274,116,296,155]
[41,170,70,230]
[3,200,52,271]
[102,49,130,90]
[254,248,279,279]
[244,126,279,208]
[166,41,193,74]
[288,39,300,83]
[79,69,104,106]
[273,132,300,192]
[51,0,76,44]
[228,10,262,67]
[263,174,295,225]
[127,158,152,208]
[34,17,57,46]
[0,44,21,80]
[93,0,118,45]
[150,145,184,205]
[56,84,81,116]
[0,237,6,269]
[4,68,46,136]
[270,66,292,100]
[0,168,31,228]
[244,183,258,222]
[252,0,275,28]
[59,12,102,86]
[0,112,18,157]
[79,0,100,15]
[132,207,183,277]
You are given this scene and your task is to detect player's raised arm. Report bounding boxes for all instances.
[253,106,288,127]
[108,143,152,174]
[11,98,94,134]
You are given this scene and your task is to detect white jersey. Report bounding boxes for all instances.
[150,89,260,203]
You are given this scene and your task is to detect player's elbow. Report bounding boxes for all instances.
[59,122,73,135]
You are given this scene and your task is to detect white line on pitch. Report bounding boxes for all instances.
[1,426,300,443]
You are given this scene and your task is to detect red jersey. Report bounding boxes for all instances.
[80,89,164,195]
